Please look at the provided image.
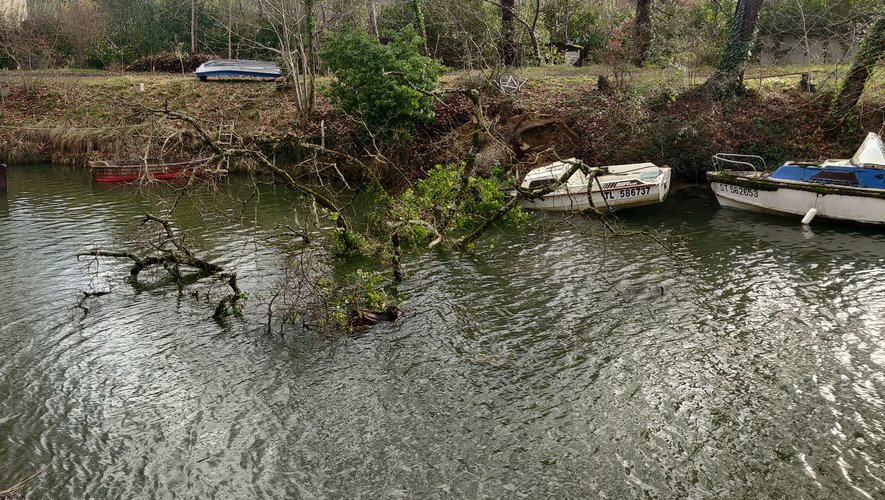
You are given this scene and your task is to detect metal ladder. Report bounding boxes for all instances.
[217,121,236,171]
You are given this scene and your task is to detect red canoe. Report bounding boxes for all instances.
[89,157,226,183]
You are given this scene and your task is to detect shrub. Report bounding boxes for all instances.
[388,163,531,244]
[321,26,443,143]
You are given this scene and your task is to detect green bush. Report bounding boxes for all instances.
[541,1,607,62]
[321,26,444,143]
[388,163,531,244]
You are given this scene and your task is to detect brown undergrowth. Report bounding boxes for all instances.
[1,69,883,183]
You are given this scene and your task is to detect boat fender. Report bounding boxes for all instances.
[801,208,817,225]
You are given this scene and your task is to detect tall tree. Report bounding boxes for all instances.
[304,0,316,110]
[832,13,885,122]
[191,0,197,52]
[702,0,765,98]
[411,0,429,54]
[248,0,316,116]
[483,0,540,65]
[633,0,651,66]
[366,0,378,38]
[226,0,233,58]
[500,0,516,66]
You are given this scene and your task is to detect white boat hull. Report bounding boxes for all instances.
[711,180,885,225]
[194,59,282,80]
[519,164,671,212]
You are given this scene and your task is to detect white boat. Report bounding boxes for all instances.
[517,159,672,211]
[194,59,282,81]
[708,132,885,225]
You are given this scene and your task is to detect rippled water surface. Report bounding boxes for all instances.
[2,166,885,499]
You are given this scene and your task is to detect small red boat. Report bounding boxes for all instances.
[89,156,226,183]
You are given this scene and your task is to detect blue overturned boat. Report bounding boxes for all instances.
[708,132,885,225]
[194,59,282,81]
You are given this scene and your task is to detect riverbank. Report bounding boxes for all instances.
[1,65,882,181]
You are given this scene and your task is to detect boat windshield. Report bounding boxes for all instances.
[851,132,885,167]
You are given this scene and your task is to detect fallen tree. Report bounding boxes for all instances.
[78,214,244,318]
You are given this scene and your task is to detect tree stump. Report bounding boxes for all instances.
[799,72,812,92]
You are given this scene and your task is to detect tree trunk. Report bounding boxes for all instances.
[190,0,197,53]
[411,0,429,55]
[304,0,316,111]
[633,0,652,66]
[501,0,516,66]
[528,0,541,63]
[702,0,764,98]
[227,0,233,58]
[832,14,885,122]
[366,0,378,39]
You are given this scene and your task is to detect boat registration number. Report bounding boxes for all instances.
[607,186,651,200]
[719,184,759,198]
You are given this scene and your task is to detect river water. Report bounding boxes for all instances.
[1,165,884,499]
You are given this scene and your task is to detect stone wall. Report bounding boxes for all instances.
[759,34,859,65]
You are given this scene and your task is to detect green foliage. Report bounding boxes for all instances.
[321,26,443,142]
[356,269,388,311]
[329,269,394,331]
[327,212,373,257]
[91,40,126,69]
[541,1,607,60]
[389,163,530,244]
[643,0,735,68]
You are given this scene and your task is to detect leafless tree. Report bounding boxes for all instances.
[483,0,541,65]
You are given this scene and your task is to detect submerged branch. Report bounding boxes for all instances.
[77,215,243,318]
[78,249,223,277]
[213,272,244,319]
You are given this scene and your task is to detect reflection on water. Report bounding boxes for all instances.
[1,166,884,498]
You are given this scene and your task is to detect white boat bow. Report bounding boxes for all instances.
[517,158,671,212]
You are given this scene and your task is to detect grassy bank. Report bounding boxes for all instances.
[0,71,332,164]
[1,64,882,181]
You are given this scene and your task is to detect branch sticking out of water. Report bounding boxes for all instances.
[77,214,243,318]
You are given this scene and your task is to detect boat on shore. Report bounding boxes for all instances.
[707,132,885,225]
[517,158,672,211]
[194,59,282,81]
[89,157,225,183]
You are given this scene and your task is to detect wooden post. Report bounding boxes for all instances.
[0,163,7,194]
